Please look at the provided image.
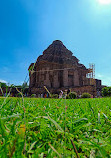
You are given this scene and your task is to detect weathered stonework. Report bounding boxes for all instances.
[28,40,96,96]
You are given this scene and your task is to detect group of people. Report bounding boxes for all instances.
[37,89,70,99]
[59,89,70,98]
[37,93,49,98]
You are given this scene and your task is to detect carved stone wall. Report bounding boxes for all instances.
[28,40,96,96]
[71,85,96,97]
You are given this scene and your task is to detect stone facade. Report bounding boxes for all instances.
[28,40,96,96]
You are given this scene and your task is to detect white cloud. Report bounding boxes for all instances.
[96,73,103,78]
[98,0,111,5]
[0,79,7,83]
[96,73,111,86]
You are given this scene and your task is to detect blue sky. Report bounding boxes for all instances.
[0,0,111,86]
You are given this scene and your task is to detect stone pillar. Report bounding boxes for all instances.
[53,72,59,88]
[36,72,39,85]
[73,70,79,86]
[63,68,68,87]
[29,73,32,87]
[30,71,36,87]
[44,71,51,88]
[39,71,42,87]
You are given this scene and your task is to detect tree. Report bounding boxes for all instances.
[102,87,111,97]
[22,82,29,89]
[0,82,7,88]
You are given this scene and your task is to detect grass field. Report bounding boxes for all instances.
[0,97,111,157]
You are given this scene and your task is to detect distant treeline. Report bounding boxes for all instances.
[0,82,29,97]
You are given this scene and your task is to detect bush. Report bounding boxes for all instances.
[51,94,58,99]
[102,87,111,97]
[66,92,77,99]
[16,93,22,97]
[31,94,36,98]
[81,93,91,98]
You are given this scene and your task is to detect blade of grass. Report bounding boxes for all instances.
[35,116,63,132]
[70,139,80,158]
[49,143,62,158]
[28,141,37,153]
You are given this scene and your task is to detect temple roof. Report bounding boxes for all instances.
[52,40,63,45]
[37,40,81,64]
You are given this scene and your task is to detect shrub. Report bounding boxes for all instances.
[81,93,91,98]
[31,94,36,98]
[102,87,111,97]
[16,93,22,97]
[66,92,77,99]
[51,94,58,99]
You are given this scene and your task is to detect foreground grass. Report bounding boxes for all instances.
[0,97,111,157]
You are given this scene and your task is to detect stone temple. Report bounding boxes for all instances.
[28,40,99,96]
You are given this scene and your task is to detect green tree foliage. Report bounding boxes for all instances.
[66,92,77,99]
[81,92,91,98]
[102,87,111,97]
[0,82,7,88]
[22,82,29,89]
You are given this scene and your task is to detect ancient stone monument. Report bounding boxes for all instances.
[28,40,97,96]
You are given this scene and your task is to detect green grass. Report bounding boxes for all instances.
[0,97,111,157]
